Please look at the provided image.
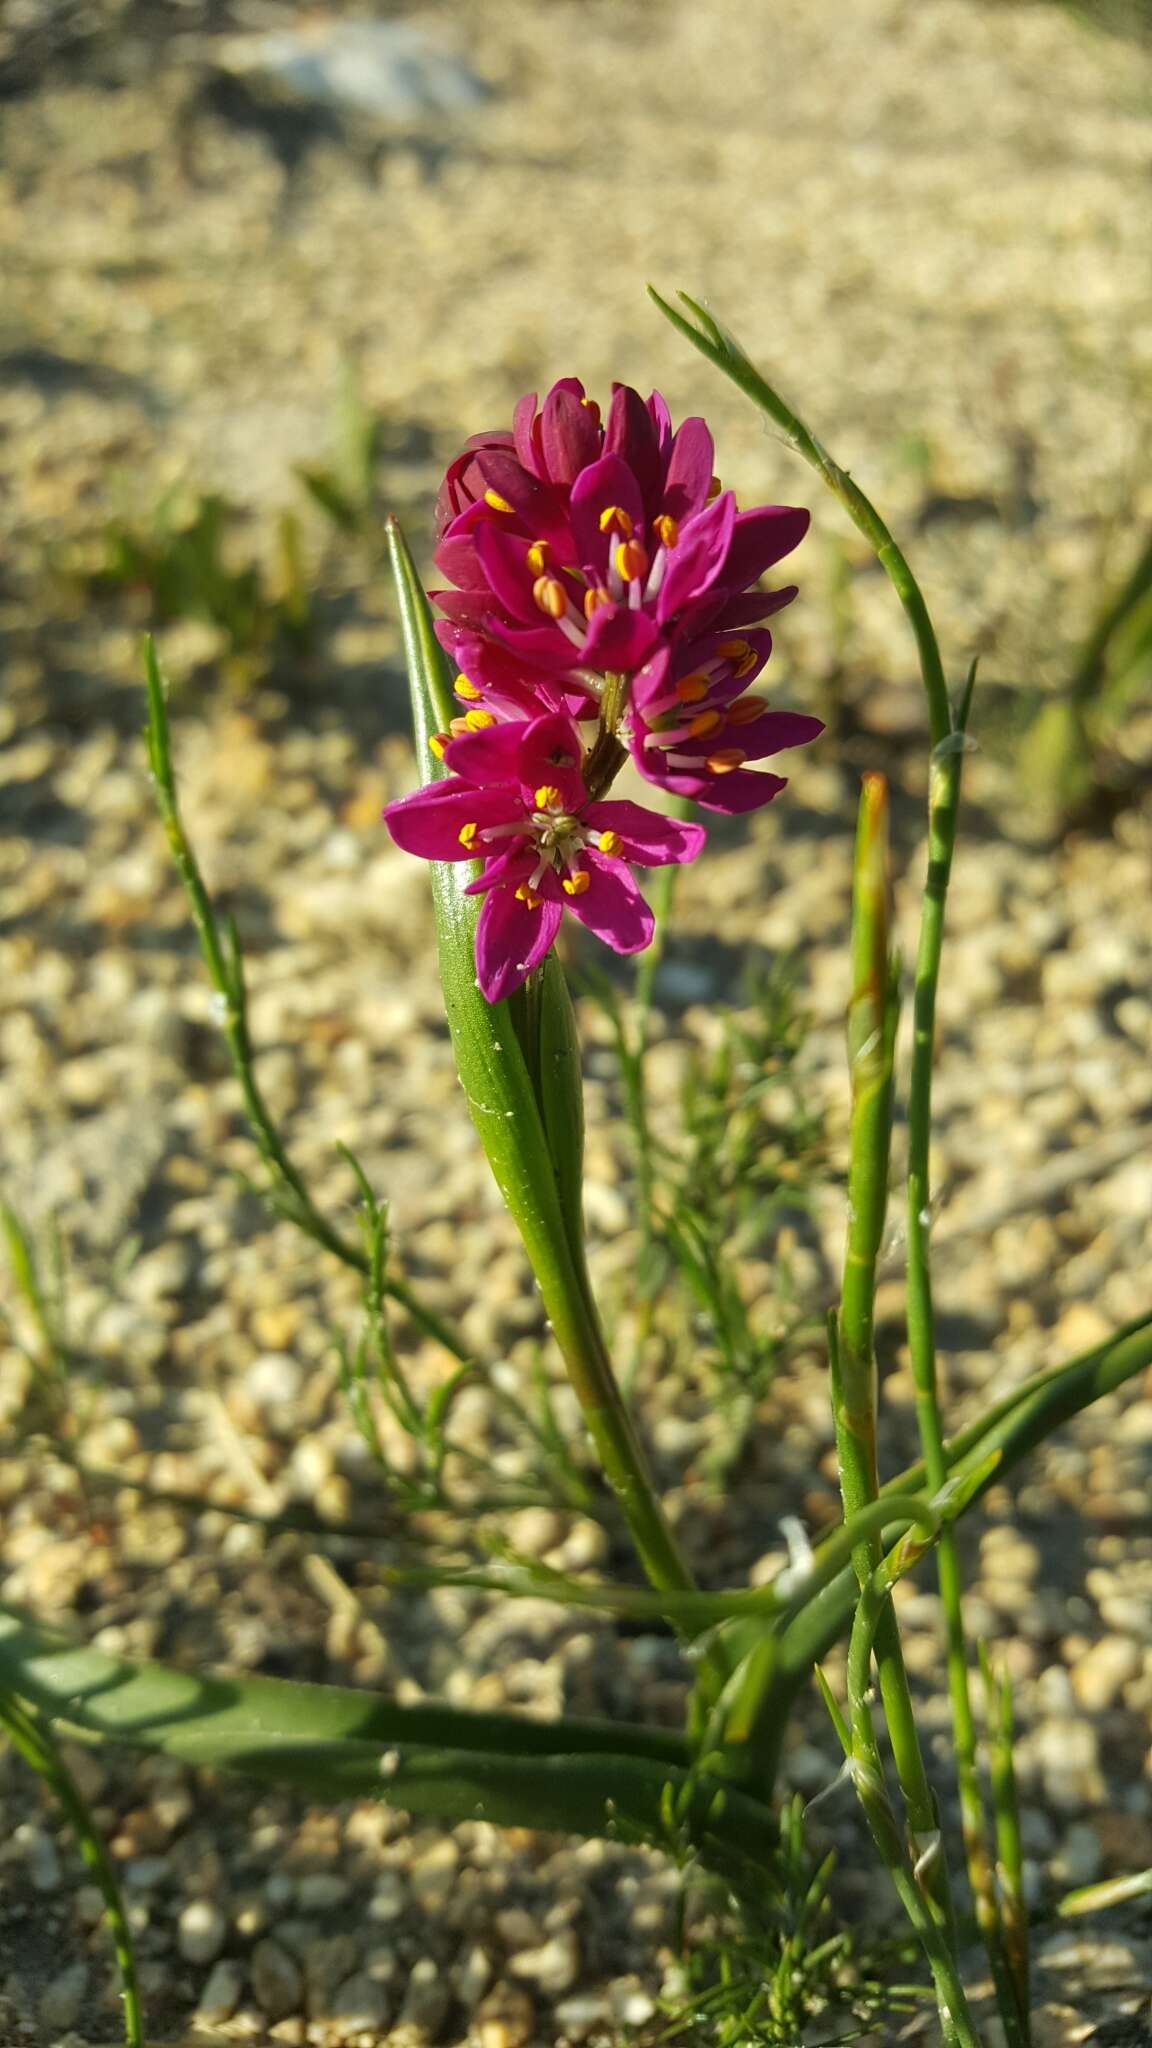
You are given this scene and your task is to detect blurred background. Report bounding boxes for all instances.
[1,0,1150,787]
[2,3,1152,2043]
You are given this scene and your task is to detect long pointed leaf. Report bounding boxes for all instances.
[0,1609,772,1874]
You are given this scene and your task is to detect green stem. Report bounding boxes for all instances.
[841,1591,981,2048]
[900,666,1014,2020]
[0,1689,144,2047]
[831,776,956,1929]
[981,1646,1030,2038]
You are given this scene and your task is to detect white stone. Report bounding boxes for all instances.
[177,1897,228,1965]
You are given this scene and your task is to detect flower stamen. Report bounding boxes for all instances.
[599,504,634,539]
[727,694,766,725]
[533,575,569,619]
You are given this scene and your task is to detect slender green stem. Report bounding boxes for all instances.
[0,1689,144,2047]
[981,1646,1030,2036]
[648,289,1000,2018]
[143,640,468,1364]
[840,1590,981,2048]
[831,777,955,1931]
[1059,1866,1152,1916]
[898,664,1016,2023]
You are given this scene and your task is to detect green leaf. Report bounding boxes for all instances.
[0,1609,773,1876]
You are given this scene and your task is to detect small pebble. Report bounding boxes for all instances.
[197,1958,247,2025]
[178,1897,228,1965]
[252,1939,304,2020]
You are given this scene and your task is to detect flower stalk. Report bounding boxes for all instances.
[385,519,721,1666]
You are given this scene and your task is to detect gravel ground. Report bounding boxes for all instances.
[2,1,1152,2042]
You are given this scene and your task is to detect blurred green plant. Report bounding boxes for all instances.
[87,490,312,683]
[296,366,385,537]
[1022,523,1152,820]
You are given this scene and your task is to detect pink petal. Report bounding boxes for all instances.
[603,384,662,512]
[474,451,569,547]
[709,584,799,630]
[442,722,530,785]
[430,588,503,629]
[475,883,562,1001]
[384,782,522,859]
[490,616,577,669]
[473,522,548,624]
[662,417,715,522]
[563,853,654,955]
[569,454,647,576]
[584,799,706,866]
[729,710,824,761]
[433,530,489,592]
[580,602,661,674]
[628,646,674,714]
[647,390,673,463]
[512,392,541,474]
[675,769,789,814]
[540,384,602,485]
[656,492,737,624]
[720,507,810,590]
[515,714,587,810]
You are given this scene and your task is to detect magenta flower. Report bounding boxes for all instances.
[428,378,819,811]
[384,712,705,1002]
[626,628,825,815]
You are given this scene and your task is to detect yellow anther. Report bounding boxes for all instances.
[428,732,448,759]
[454,673,482,700]
[688,709,723,739]
[707,474,723,501]
[653,513,679,549]
[615,538,649,583]
[563,870,591,896]
[515,883,543,908]
[534,783,561,809]
[598,503,633,538]
[705,749,746,774]
[532,574,568,619]
[674,673,710,703]
[463,708,496,731]
[727,694,766,725]
[484,488,515,514]
[718,637,757,677]
[458,820,479,848]
[583,585,611,619]
[580,395,601,424]
[597,830,623,857]
[525,539,551,575]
